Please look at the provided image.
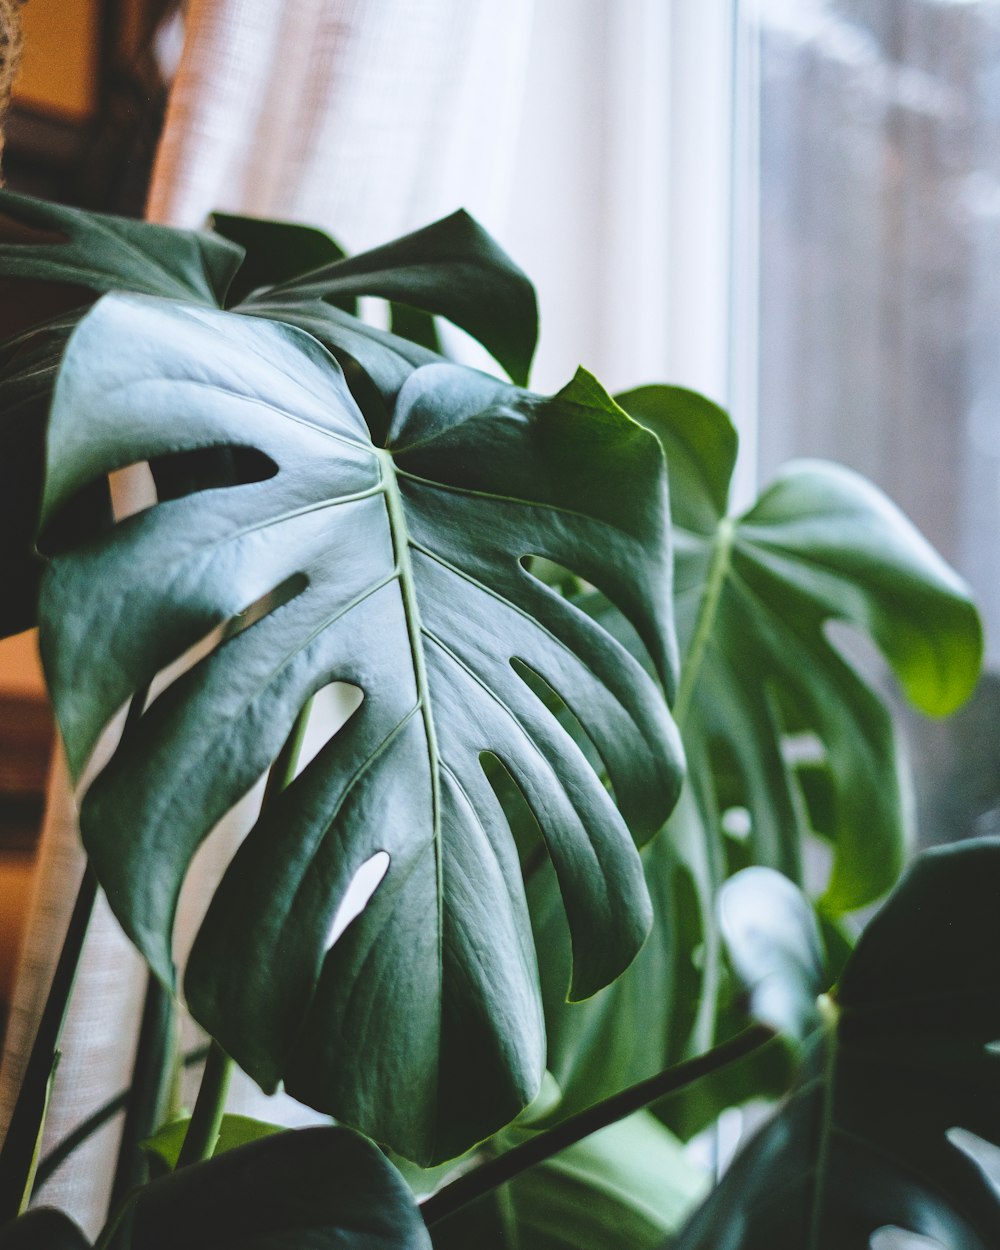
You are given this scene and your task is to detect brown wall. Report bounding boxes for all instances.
[14,0,100,121]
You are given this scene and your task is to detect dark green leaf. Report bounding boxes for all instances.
[431,1113,707,1250]
[674,838,1000,1250]
[132,1126,431,1249]
[209,212,346,308]
[0,192,245,636]
[532,386,978,1131]
[526,785,710,1122]
[245,209,537,384]
[0,1208,90,1248]
[390,304,443,355]
[141,1114,284,1170]
[619,385,982,912]
[620,385,736,533]
[0,189,243,306]
[39,294,681,1164]
[239,298,441,446]
[719,867,825,1044]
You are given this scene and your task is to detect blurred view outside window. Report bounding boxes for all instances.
[746,0,1000,845]
[752,0,1000,660]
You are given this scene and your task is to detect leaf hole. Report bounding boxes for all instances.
[870,1229,948,1250]
[149,445,278,502]
[224,572,309,641]
[479,750,544,869]
[802,830,835,900]
[144,572,310,710]
[509,658,611,798]
[39,447,279,553]
[947,1126,1000,1190]
[518,555,589,598]
[823,618,894,692]
[323,852,390,952]
[109,463,157,521]
[291,681,364,779]
[518,554,665,687]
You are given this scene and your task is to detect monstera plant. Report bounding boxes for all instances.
[0,188,987,1249]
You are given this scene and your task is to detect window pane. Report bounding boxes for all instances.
[753,0,1000,660]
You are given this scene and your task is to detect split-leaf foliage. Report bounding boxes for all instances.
[0,190,987,1248]
[676,842,1000,1249]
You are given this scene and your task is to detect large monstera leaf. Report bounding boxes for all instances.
[0,192,536,637]
[622,384,982,911]
[39,293,681,1165]
[527,385,981,1124]
[676,841,1000,1249]
[0,1128,432,1249]
[242,208,537,386]
[131,1127,432,1249]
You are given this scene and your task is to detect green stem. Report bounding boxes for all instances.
[672,517,734,729]
[34,1047,209,1191]
[0,689,149,1220]
[175,1041,232,1169]
[105,974,176,1238]
[420,1023,774,1227]
[0,866,99,1221]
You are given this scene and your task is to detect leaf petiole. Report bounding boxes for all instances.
[420,1022,774,1226]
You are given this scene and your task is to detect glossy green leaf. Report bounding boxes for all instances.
[0,1209,90,1249]
[141,1114,284,1170]
[39,294,681,1164]
[244,209,538,384]
[131,1126,431,1249]
[719,867,825,1044]
[239,298,441,447]
[619,384,982,912]
[209,212,346,307]
[526,785,711,1122]
[0,189,243,306]
[431,1113,708,1250]
[674,838,1000,1249]
[529,384,979,1131]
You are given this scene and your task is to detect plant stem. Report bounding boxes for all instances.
[420,1023,774,1227]
[174,1041,232,1169]
[673,517,733,729]
[0,864,99,1221]
[0,689,151,1221]
[105,973,176,1240]
[34,1046,210,1191]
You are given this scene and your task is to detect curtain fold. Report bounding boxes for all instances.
[147,0,536,249]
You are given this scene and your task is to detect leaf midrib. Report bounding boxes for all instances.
[377,449,444,1035]
[673,517,734,729]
